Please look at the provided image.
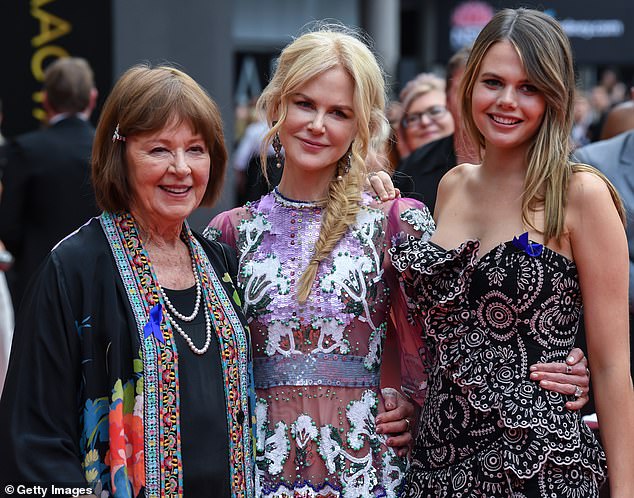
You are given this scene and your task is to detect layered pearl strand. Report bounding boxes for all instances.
[159,253,212,355]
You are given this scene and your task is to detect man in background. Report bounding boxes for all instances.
[0,57,99,310]
[574,127,634,385]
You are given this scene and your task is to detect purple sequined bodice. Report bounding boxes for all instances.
[208,190,435,498]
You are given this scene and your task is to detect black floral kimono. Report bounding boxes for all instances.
[0,213,255,498]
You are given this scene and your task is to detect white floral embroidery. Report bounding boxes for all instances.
[321,252,382,369]
[346,390,378,450]
[381,450,406,498]
[400,207,435,240]
[318,425,341,474]
[311,317,349,354]
[266,320,301,357]
[241,254,290,317]
[315,392,386,497]
[291,414,318,449]
[255,399,290,476]
[237,213,271,268]
[352,207,384,281]
[340,451,378,498]
[201,225,222,241]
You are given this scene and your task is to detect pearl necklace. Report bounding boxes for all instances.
[164,306,212,355]
[159,249,211,354]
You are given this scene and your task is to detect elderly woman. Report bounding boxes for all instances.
[396,73,455,160]
[0,65,254,497]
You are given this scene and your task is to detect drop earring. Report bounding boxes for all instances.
[272,132,283,169]
[337,147,352,181]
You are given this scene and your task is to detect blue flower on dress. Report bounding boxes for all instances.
[512,232,543,257]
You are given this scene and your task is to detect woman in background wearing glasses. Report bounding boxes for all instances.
[396,73,455,161]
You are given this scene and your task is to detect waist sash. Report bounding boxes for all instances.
[254,353,380,389]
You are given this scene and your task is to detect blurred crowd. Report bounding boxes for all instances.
[232,61,634,208]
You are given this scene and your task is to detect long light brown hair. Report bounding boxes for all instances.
[461,8,624,241]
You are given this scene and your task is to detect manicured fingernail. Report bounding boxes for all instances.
[567,356,574,363]
[530,372,539,379]
[529,365,537,371]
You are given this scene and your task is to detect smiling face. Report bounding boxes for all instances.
[402,89,454,151]
[278,65,358,183]
[126,119,210,230]
[471,40,546,153]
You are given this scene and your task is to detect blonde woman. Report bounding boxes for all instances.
[392,8,634,497]
[207,27,435,497]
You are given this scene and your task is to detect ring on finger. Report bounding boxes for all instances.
[404,418,411,431]
[565,365,572,374]
[574,385,583,398]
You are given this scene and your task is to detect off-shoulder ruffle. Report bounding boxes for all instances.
[390,237,479,314]
[392,238,607,484]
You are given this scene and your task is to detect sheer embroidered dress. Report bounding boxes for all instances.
[206,189,434,498]
[390,237,607,497]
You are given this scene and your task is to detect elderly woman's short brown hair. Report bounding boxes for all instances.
[92,63,227,211]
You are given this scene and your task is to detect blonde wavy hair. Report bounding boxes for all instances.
[257,25,389,302]
[461,8,624,242]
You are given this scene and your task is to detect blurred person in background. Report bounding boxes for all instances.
[599,87,634,141]
[395,73,454,161]
[574,127,634,387]
[233,96,279,205]
[0,57,99,311]
[394,47,477,212]
[587,84,617,143]
[571,90,593,149]
[597,66,627,107]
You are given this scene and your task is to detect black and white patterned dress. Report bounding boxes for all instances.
[390,236,607,497]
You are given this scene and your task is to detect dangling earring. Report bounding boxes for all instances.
[337,146,352,181]
[272,132,283,169]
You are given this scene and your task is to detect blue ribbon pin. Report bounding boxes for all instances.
[144,303,165,344]
[512,232,543,257]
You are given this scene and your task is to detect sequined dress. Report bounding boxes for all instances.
[390,237,607,497]
[207,189,435,498]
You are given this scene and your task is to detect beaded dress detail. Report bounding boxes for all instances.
[206,190,435,498]
[390,237,607,497]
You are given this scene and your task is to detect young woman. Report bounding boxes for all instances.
[392,8,634,497]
